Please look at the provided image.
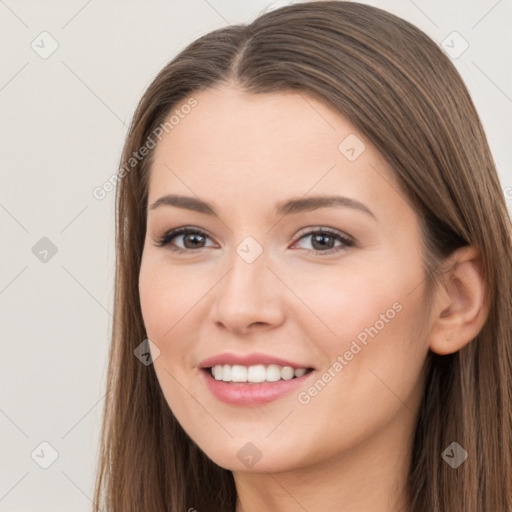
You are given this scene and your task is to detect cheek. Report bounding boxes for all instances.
[138,255,218,381]
[290,291,427,462]
[291,258,428,402]
[138,256,199,339]
[285,262,402,347]
[346,296,427,417]
[138,258,202,415]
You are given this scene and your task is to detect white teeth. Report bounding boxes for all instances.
[213,365,223,380]
[247,364,267,383]
[230,365,247,382]
[210,364,310,383]
[222,364,232,382]
[266,364,282,382]
[281,366,295,380]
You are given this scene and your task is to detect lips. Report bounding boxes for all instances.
[198,352,316,406]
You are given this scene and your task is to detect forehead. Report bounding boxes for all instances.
[155,85,362,167]
[148,85,406,220]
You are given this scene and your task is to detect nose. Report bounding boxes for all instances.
[211,244,286,335]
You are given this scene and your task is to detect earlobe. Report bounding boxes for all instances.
[428,246,489,355]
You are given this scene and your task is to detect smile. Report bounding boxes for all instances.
[201,365,316,406]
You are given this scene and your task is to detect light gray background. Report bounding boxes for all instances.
[1,1,511,510]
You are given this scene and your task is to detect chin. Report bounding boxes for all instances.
[191,435,312,474]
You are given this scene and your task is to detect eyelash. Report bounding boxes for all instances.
[152,226,354,256]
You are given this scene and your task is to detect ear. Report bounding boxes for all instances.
[428,246,489,355]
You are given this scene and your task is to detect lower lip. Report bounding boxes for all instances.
[201,368,315,406]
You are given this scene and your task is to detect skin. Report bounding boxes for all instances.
[138,83,488,512]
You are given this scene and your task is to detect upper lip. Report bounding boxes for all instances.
[198,352,314,370]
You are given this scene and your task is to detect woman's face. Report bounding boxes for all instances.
[139,84,432,473]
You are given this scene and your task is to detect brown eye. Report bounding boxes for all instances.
[293,229,354,255]
[181,232,207,248]
[153,227,214,252]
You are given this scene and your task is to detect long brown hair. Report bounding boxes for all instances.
[93,2,512,510]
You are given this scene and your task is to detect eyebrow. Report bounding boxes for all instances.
[147,194,376,219]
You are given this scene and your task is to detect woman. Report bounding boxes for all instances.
[93,2,512,511]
